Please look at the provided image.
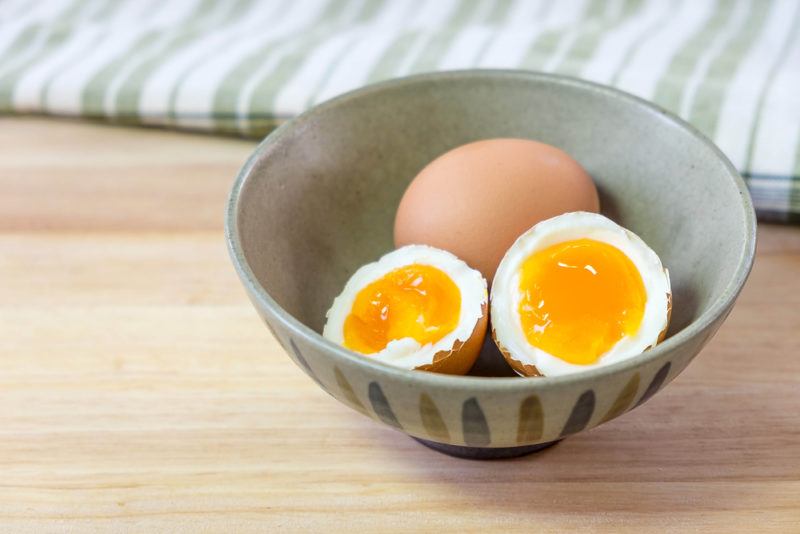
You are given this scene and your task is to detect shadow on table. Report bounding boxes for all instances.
[353,373,798,518]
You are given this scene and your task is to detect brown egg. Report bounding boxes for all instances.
[394,138,599,283]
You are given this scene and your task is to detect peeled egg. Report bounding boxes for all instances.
[324,245,488,375]
[395,138,599,284]
[491,212,671,377]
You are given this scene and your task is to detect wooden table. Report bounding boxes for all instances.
[1,117,798,532]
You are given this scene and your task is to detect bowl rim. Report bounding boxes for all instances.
[225,69,757,391]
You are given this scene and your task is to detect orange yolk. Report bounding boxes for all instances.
[518,238,646,365]
[343,264,461,354]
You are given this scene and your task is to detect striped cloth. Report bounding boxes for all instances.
[2,0,799,221]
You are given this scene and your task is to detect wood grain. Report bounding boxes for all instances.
[1,117,798,533]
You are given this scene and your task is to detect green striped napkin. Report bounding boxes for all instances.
[2,0,798,221]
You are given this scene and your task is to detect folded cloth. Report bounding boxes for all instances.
[1,0,798,221]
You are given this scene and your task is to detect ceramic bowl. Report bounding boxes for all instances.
[226,71,756,459]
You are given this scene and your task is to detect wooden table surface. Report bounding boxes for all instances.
[1,117,798,532]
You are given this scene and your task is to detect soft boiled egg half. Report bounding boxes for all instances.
[324,245,488,375]
[491,212,671,377]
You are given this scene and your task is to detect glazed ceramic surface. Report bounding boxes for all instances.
[226,71,755,449]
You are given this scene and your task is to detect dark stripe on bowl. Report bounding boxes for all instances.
[560,390,596,437]
[462,398,491,447]
[368,382,402,429]
[334,367,367,414]
[517,395,544,444]
[635,362,671,407]
[288,338,327,391]
[419,393,450,442]
[601,373,640,423]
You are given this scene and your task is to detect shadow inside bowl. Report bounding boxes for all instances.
[597,182,702,338]
[468,334,517,377]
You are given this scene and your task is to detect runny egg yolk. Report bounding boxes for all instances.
[343,264,461,354]
[518,238,646,365]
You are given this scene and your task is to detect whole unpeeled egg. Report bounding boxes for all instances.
[394,138,599,283]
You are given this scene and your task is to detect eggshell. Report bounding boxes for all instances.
[394,138,599,284]
[656,282,672,345]
[416,302,488,375]
[491,326,543,377]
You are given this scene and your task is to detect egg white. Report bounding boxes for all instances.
[324,245,488,370]
[491,212,671,377]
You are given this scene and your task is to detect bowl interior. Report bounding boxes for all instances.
[234,72,751,372]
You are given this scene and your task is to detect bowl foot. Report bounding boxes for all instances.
[412,437,561,459]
